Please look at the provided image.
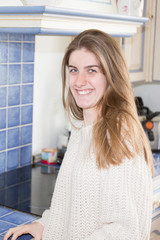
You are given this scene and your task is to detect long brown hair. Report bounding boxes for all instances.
[62,29,154,173]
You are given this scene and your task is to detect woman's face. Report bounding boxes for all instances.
[68,48,107,114]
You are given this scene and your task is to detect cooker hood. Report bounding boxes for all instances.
[0,6,149,37]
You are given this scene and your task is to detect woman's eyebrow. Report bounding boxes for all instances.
[68,65,100,68]
[68,65,77,68]
[85,65,100,69]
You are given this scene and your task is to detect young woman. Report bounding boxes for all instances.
[4,29,154,240]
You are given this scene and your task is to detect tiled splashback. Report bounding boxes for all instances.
[0,33,35,173]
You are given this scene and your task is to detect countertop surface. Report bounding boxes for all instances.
[0,205,39,239]
[0,163,60,216]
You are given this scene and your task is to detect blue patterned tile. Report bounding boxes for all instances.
[0,171,5,188]
[9,43,21,63]
[19,181,31,202]
[0,87,7,107]
[0,220,16,234]
[8,128,20,149]
[18,200,31,213]
[0,33,8,41]
[0,42,8,63]
[5,186,18,207]
[0,109,6,129]
[8,86,20,106]
[20,145,32,166]
[8,107,20,128]
[9,64,21,84]
[0,64,7,85]
[23,43,34,62]
[0,131,6,151]
[1,211,37,225]
[9,33,22,41]
[21,105,33,125]
[19,165,32,181]
[22,64,34,83]
[7,149,19,171]
[0,151,6,173]
[0,190,5,205]
[6,167,19,187]
[0,206,13,218]
[21,85,33,104]
[23,34,35,42]
[21,126,32,145]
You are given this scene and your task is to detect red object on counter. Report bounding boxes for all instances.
[41,159,56,165]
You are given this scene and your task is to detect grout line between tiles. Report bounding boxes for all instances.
[0,211,14,219]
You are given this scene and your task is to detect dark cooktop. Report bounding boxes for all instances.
[0,163,60,216]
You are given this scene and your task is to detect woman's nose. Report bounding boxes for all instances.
[75,72,87,87]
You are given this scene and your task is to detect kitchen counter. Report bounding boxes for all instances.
[0,163,60,216]
[0,205,39,239]
[0,162,60,239]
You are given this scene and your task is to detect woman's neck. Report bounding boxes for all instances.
[83,108,98,126]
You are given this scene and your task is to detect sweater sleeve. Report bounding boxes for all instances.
[35,209,50,227]
[84,155,153,240]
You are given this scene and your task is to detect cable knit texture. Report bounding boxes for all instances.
[37,121,153,240]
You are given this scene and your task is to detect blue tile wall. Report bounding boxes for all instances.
[22,64,34,83]
[8,107,20,128]
[7,149,19,171]
[0,65,7,85]
[21,105,33,125]
[0,87,7,107]
[8,128,20,149]
[9,43,22,63]
[0,33,8,41]
[9,64,21,84]
[0,33,35,173]
[0,109,6,129]
[0,166,32,211]
[8,86,20,106]
[0,42,8,63]
[22,85,33,104]
[0,152,5,173]
[21,126,32,145]
[20,145,32,166]
[0,131,6,151]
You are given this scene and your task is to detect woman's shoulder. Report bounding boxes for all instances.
[70,118,84,130]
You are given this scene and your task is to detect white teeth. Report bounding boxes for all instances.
[77,90,92,95]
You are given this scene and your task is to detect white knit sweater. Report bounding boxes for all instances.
[37,122,153,240]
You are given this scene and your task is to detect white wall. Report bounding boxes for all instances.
[0,0,22,6]
[32,36,72,155]
[133,83,160,112]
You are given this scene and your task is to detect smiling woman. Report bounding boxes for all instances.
[4,29,154,240]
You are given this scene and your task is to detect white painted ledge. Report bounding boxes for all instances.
[0,6,149,37]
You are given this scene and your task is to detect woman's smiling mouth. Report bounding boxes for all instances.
[76,89,93,95]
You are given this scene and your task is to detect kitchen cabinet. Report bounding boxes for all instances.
[121,0,156,83]
[123,25,146,83]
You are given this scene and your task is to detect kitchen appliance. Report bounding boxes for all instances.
[135,97,160,152]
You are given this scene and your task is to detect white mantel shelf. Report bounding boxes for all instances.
[0,6,149,37]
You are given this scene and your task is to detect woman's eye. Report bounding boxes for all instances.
[69,68,78,73]
[88,69,96,73]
